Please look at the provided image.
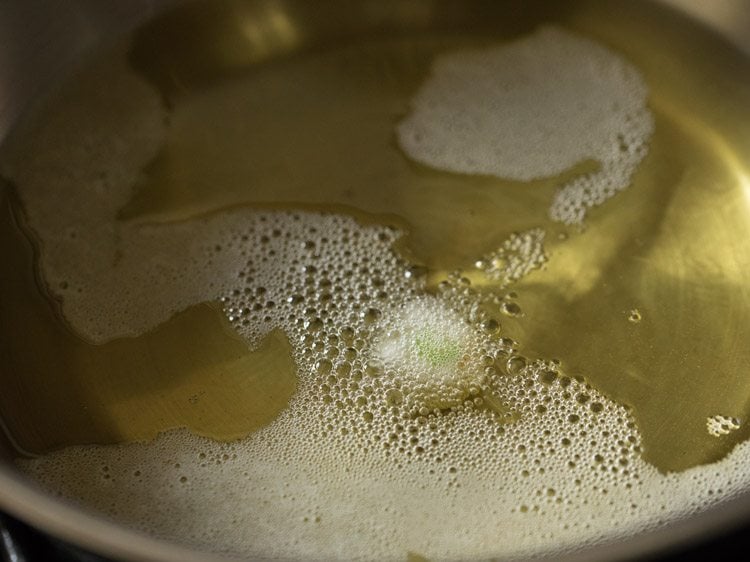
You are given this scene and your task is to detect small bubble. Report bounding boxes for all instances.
[385,389,404,406]
[507,355,527,375]
[539,370,558,385]
[404,265,428,279]
[365,363,384,378]
[501,302,522,317]
[335,363,351,377]
[316,359,333,376]
[305,318,324,333]
[499,337,517,351]
[340,326,355,343]
[482,318,500,332]
[361,308,382,324]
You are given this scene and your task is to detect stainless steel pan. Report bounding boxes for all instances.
[1,1,749,560]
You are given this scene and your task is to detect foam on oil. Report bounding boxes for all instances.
[2,3,750,561]
[397,26,653,224]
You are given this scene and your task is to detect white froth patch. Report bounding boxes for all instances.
[1,52,397,346]
[0,54,175,342]
[373,297,487,410]
[397,26,654,224]
[707,415,741,437]
[475,227,547,286]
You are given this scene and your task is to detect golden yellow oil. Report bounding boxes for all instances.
[2,0,750,475]
[0,193,297,453]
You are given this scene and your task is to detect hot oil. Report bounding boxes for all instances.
[0,193,297,454]
[121,0,750,471]
[2,0,750,558]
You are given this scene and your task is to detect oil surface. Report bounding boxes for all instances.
[3,1,750,559]
[0,194,296,453]
[1,0,750,499]
[123,0,750,471]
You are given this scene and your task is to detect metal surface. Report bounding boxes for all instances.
[0,1,749,560]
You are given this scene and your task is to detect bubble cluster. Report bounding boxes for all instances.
[707,415,742,437]
[397,26,654,224]
[4,34,750,562]
[628,308,643,323]
[474,228,547,286]
[370,296,488,411]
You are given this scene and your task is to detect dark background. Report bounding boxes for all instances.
[1,511,749,562]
